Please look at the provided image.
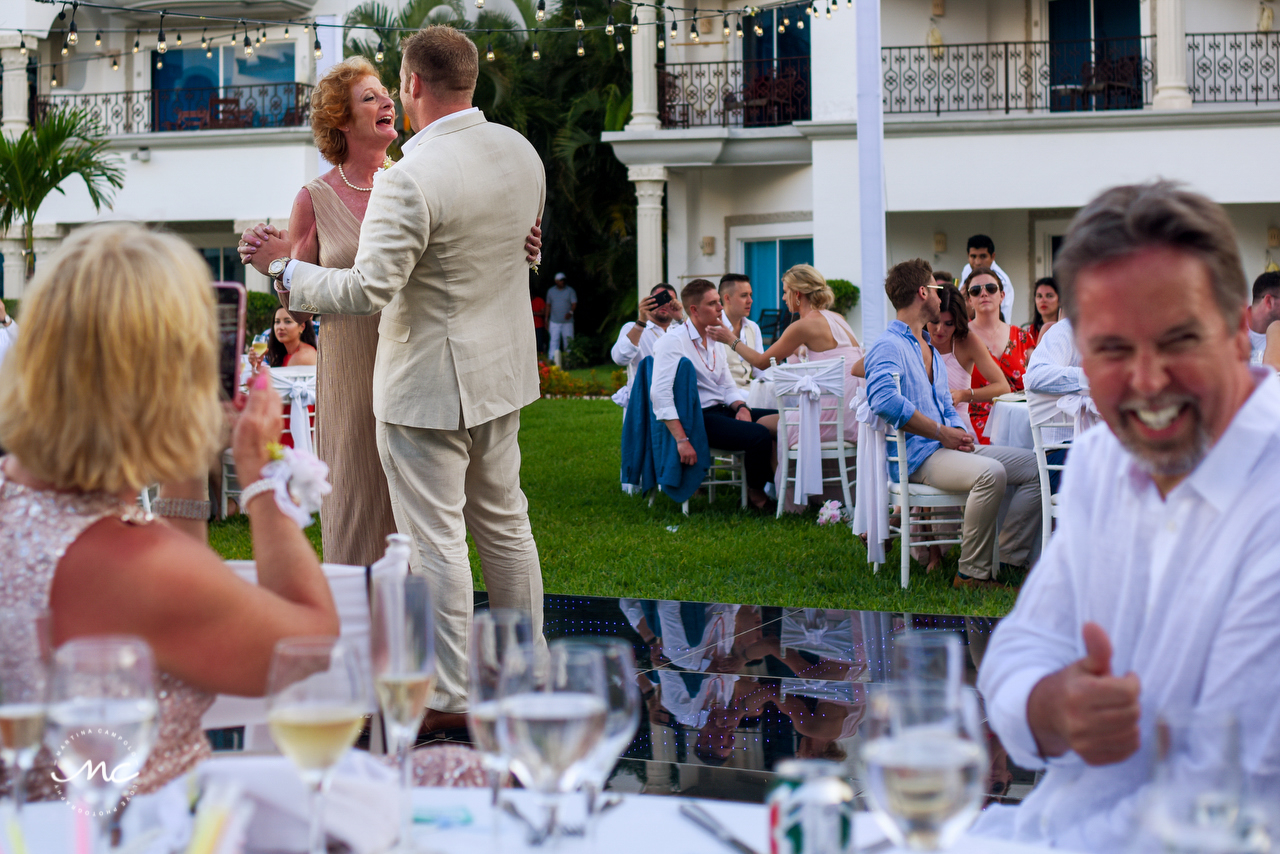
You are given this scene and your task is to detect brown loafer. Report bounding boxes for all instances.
[952,573,1001,591]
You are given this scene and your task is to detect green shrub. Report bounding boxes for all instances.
[2,299,18,320]
[247,291,281,338]
[562,334,606,370]
[828,279,860,314]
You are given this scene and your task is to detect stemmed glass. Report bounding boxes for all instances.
[44,636,159,854]
[467,609,535,812]
[497,640,609,845]
[562,639,640,825]
[892,631,963,693]
[371,574,436,852]
[266,637,369,854]
[0,608,51,814]
[861,684,987,851]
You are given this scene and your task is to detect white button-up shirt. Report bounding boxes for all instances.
[611,320,678,385]
[650,321,747,421]
[975,369,1280,852]
[1024,318,1087,444]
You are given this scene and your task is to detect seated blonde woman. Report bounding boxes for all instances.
[0,224,340,797]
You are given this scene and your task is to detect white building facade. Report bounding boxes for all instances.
[606,0,1280,341]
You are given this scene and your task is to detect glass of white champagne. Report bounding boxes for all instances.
[371,574,436,852]
[467,609,534,812]
[497,640,608,846]
[861,684,987,851]
[0,608,52,814]
[560,639,640,827]
[44,636,159,854]
[266,636,370,854]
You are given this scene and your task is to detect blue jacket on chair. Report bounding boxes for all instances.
[619,356,710,504]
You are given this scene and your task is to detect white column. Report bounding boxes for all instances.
[1153,0,1192,110]
[856,0,888,347]
[627,3,660,130]
[1,34,31,140]
[629,164,667,299]
[1,239,25,299]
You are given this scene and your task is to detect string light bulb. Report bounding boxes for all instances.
[157,29,167,53]
[244,29,254,57]
[574,7,584,30]
[176,32,182,46]
[606,14,615,35]
[576,37,585,56]
[112,55,119,70]
[615,33,625,51]
[797,16,804,28]
[67,18,78,46]
[51,72,57,87]
[94,30,101,45]
[485,35,494,61]
[783,15,790,25]
[133,30,140,53]
[476,0,485,8]
[723,14,730,36]
[736,19,744,37]
[536,0,545,22]
[631,12,639,33]
[61,38,68,56]
[156,56,163,69]
[531,30,540,59]
[753,21,763,35]
[375,40,384,62]
[313,33,323,60]
[201,30,208,49]
[284,26,289,37]
[657,33,665,48]
[17,31,25,56]
[825,3,831,18]
[777,20,785,32]
[691,22,699,42]
[669,12,677,41]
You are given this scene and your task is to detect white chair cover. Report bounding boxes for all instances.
[850,387,890,565]
[269,365,317,456]
[1056,392,1100,437]
[765,360,847,505]
[745,376,777,410]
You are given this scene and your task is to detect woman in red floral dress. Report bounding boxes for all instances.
[964,268,1035,444]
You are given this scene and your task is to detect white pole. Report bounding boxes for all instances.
[856,0,887,346]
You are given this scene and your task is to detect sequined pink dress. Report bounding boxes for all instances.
[0,459,214,799]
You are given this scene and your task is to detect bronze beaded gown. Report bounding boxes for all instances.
[305,178,398,566]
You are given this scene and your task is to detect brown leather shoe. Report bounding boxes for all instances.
[952,573,1001,591]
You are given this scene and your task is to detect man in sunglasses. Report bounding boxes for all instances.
[960,234,1014,321]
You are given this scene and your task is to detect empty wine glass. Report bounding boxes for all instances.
[498,640,608,845]
[561,639,640,822]
[371,574,436,852]
[266,637,370,854]
[892,631,963,692]
[44,636,159,854]
[467,609,535,812]
[0,607,51,814]
[861,683,986,851]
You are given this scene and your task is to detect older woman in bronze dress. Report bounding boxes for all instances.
[241,57,541,566]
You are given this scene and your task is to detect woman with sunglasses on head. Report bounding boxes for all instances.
[965,268,1034,443]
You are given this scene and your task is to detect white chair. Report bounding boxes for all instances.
[768,357,854,518]
[877,373,998,589]
[219,366,318,518]
[1031,410,1074,554]
[649,447,748,515]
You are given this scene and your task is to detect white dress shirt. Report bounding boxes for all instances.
[975,369,1280,852]
[1250,327,1267,365]
[1024,318,1087,443]
[960,259,1015,322]
[721,314,763,389]
[650,321,747,421]
[611,320,677,385]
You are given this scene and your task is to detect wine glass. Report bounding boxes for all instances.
[892,631,963,691]
[861,684,987,851]
[44,636,159,854]
[0,607,51,814]
[371,574,436,852]
[560,639,640,823]
[467,609,535,812]
[497,640,608,845]
[266,637,370,854]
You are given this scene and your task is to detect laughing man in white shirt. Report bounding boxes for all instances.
[976,182,1280,851]
[651,279,778,510]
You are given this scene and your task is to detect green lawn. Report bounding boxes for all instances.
[210,398,1018,617]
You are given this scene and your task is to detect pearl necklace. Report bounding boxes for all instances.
[337,163,374,192]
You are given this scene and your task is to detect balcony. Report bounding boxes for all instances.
[657,57,811,129]
[34,82,313,136]
[1187,32,1280,104]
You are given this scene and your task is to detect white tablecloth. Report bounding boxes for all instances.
[984,399,1034,450]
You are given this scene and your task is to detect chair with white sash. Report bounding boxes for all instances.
[1031,409,1074,554]
[766,357,853,518]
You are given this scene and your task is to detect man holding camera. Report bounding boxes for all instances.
[611,282,684,386]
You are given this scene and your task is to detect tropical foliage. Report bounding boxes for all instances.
[0,108,124,280]
[344,0,637,340]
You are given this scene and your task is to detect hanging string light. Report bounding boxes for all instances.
[111,55,119,70]
[201,29,208,49]
[244,25,254,57]
[606,13,615,35]
[51,70,58,86]
[485,32,494,61]
[284,26,289,37]
[690,7,699,42]
[669,7,677,41]
[176,31,183,46]
[313,31,323,59]
[157,13,167,53]
[631,11,639,33]
[375,39,384,62]
[67,8,79,46]
[615,32,625,51]
[94,30,101,45]
[531,29,540,59]
[657,30,665,48]
[777,18,785,32]
[133,29,140,53]
[536,0,545,22]
[156,54,163,69]
[722,14,730,37]
[61,37,68,56]
[576,37,584,56]
[796,15,804,28]
[736,19,744,37]
[753,20,764,36]
[573,7,584,30]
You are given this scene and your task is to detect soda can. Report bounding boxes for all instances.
[768,759,856,854]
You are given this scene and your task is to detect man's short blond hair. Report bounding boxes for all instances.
[401,25,478,101]
[0,223,223,494]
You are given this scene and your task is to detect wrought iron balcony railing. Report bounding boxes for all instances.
[1187,31,1280,104]
[657,57,811,128]
[882,36,1154,115]
[34,82,314,136]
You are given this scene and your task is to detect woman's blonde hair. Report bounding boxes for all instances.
[0,223,223,494]
[311,55,381,165]
[782,264,834,311]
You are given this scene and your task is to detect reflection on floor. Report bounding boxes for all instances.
[447,592,1040,807]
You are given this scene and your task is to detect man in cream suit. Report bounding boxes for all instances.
[248,26,545,727]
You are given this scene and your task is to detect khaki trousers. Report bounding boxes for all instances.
[909,445,1041,579]
[377,412,545,713]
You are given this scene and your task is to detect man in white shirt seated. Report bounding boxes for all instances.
[1023,317,1085,491]
[1246,271,1280,365]
[960,234,1014,321]
[611,282,682,386]
[718,274,764,390]
[976,181,1280,851]
[651,279,778,510]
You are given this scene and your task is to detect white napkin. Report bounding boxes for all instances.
[1056,392,1100,437]
[198,750,399,854]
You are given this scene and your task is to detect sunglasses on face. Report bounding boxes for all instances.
[967,282,1000,297]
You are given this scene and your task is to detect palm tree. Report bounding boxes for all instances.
[0,108,125,280]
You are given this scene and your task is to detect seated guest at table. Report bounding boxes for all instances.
[865,259,1041,589]
[1024,316,1086,492]
[249,306,318,370]
[708,264,863,445]
[718,273,763,390]
[965,267,1035,443]
[1026,276,1060,345]
[611,282,683,386]
[652,279,778,510]
[928,282,1011,437]
[976,182,1280,851]
[1246,270,1280,364]
[0,223,340,797]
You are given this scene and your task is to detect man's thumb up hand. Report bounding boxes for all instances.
[1081,622,1114,677]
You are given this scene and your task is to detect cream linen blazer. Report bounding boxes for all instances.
[289,111,546,430]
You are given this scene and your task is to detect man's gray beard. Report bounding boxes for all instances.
[1118,424,1213,479]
